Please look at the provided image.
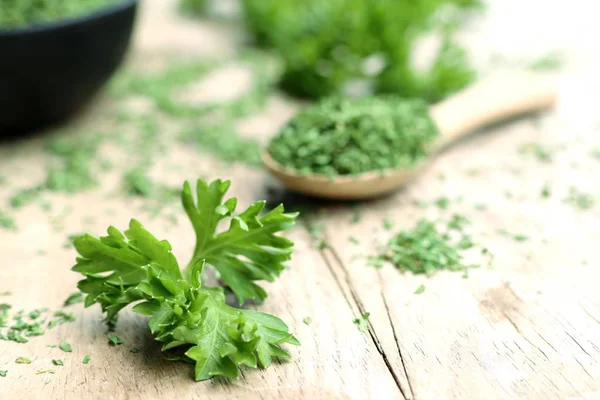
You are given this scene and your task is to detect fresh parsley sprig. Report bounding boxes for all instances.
[72,178,299,381]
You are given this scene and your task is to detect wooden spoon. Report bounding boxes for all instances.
[264,73,557,200]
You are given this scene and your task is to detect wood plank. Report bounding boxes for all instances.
[322,112,600,399]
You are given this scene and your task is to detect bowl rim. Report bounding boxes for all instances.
[0,0,138,36]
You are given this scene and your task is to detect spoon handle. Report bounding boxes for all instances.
[428,73,558,151]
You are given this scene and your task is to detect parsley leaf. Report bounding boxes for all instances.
[0,370,6,377]
[82,355,91,364]
[15,357,32,364]
[182,179,298,304]
[52,359,63,366]
[72,178,299,381]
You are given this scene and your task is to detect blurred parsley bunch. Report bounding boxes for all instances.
[241,0,482,102]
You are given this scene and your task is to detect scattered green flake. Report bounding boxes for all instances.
[0,291,11,296]
[380,219,474,275]
[434,197,450,210]
[474,203,487,211]
[447,214,470,231]
[0,210,16,231]
[541,184,551,198]
[414,285,426,295]
[52,359,63,366]
[498,230,529,242]
[36,369,55,375]
[130,348,140,354]
[564,187,596,210]
[383,218,394,231]
[529,52,563,71]
[45,379,52,385]
[348,236,360,245]
[49,311,76,328]
[82,355,91,365]
[591,147,600,160]
[108,335,123,346]
[0,370,6,377]
[353,312,370,333]
[465,168,481,177]
[350,212,361,224]
[47,345,57,348]
[59,341,72,353]
[28,310,41,320]
[63,292,84,307]
[518,142,553,163]
[15,357,32,364]
[45,135,102,193]
[303,317,312,325]
[10,186,44,209]
[412,200,429,209]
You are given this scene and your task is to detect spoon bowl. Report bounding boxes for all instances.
[265,72,558,200]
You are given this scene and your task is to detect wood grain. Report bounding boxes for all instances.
[2,0,600,399]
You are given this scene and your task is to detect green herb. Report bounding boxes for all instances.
[108,335,123,346]
[45,135,102,193]
[180,124,262,167]
[529,53,563,71]
[303,317,312,325]
[350,212,361,224]
[82,355,91,364]
[518,142,553,163]
[564,187,596,210]
[0,370,6,377]
[380,219,473,275]
[47,344,57,348]
[15,357,32,364]
[382,218,394,231]
[180,0,208,15]
[353,312,370,333]
[52,359,64,366]
[241,0,480,101]
[348,236,360,245]
[49,311,76,328]
[591,147,600,160]
[447,214,470,231]
[63,292,84,307]
[59,341,72,353]
[268,97,439,176]
[0,0,121,28]
[0,291,11,296]
[36,369,55,375]
[130,348,140,353]
[10,186,43,209]
[0,210,16,231]
[72,178,299,381]
[498,230,528,242]
[434,197,450,210]
[474,203,487,211]
[541,184,551,198]
[414,285,426,295]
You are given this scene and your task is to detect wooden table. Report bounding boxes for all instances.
[2,1,600,399]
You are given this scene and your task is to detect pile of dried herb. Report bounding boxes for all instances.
[240,0,481,101]
[371,216,485,275]
[0,0,122,29]
[267,96,439,176]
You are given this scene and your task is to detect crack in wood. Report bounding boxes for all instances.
[305,224,410,400]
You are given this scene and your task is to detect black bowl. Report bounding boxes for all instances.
[0,0,138,135]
